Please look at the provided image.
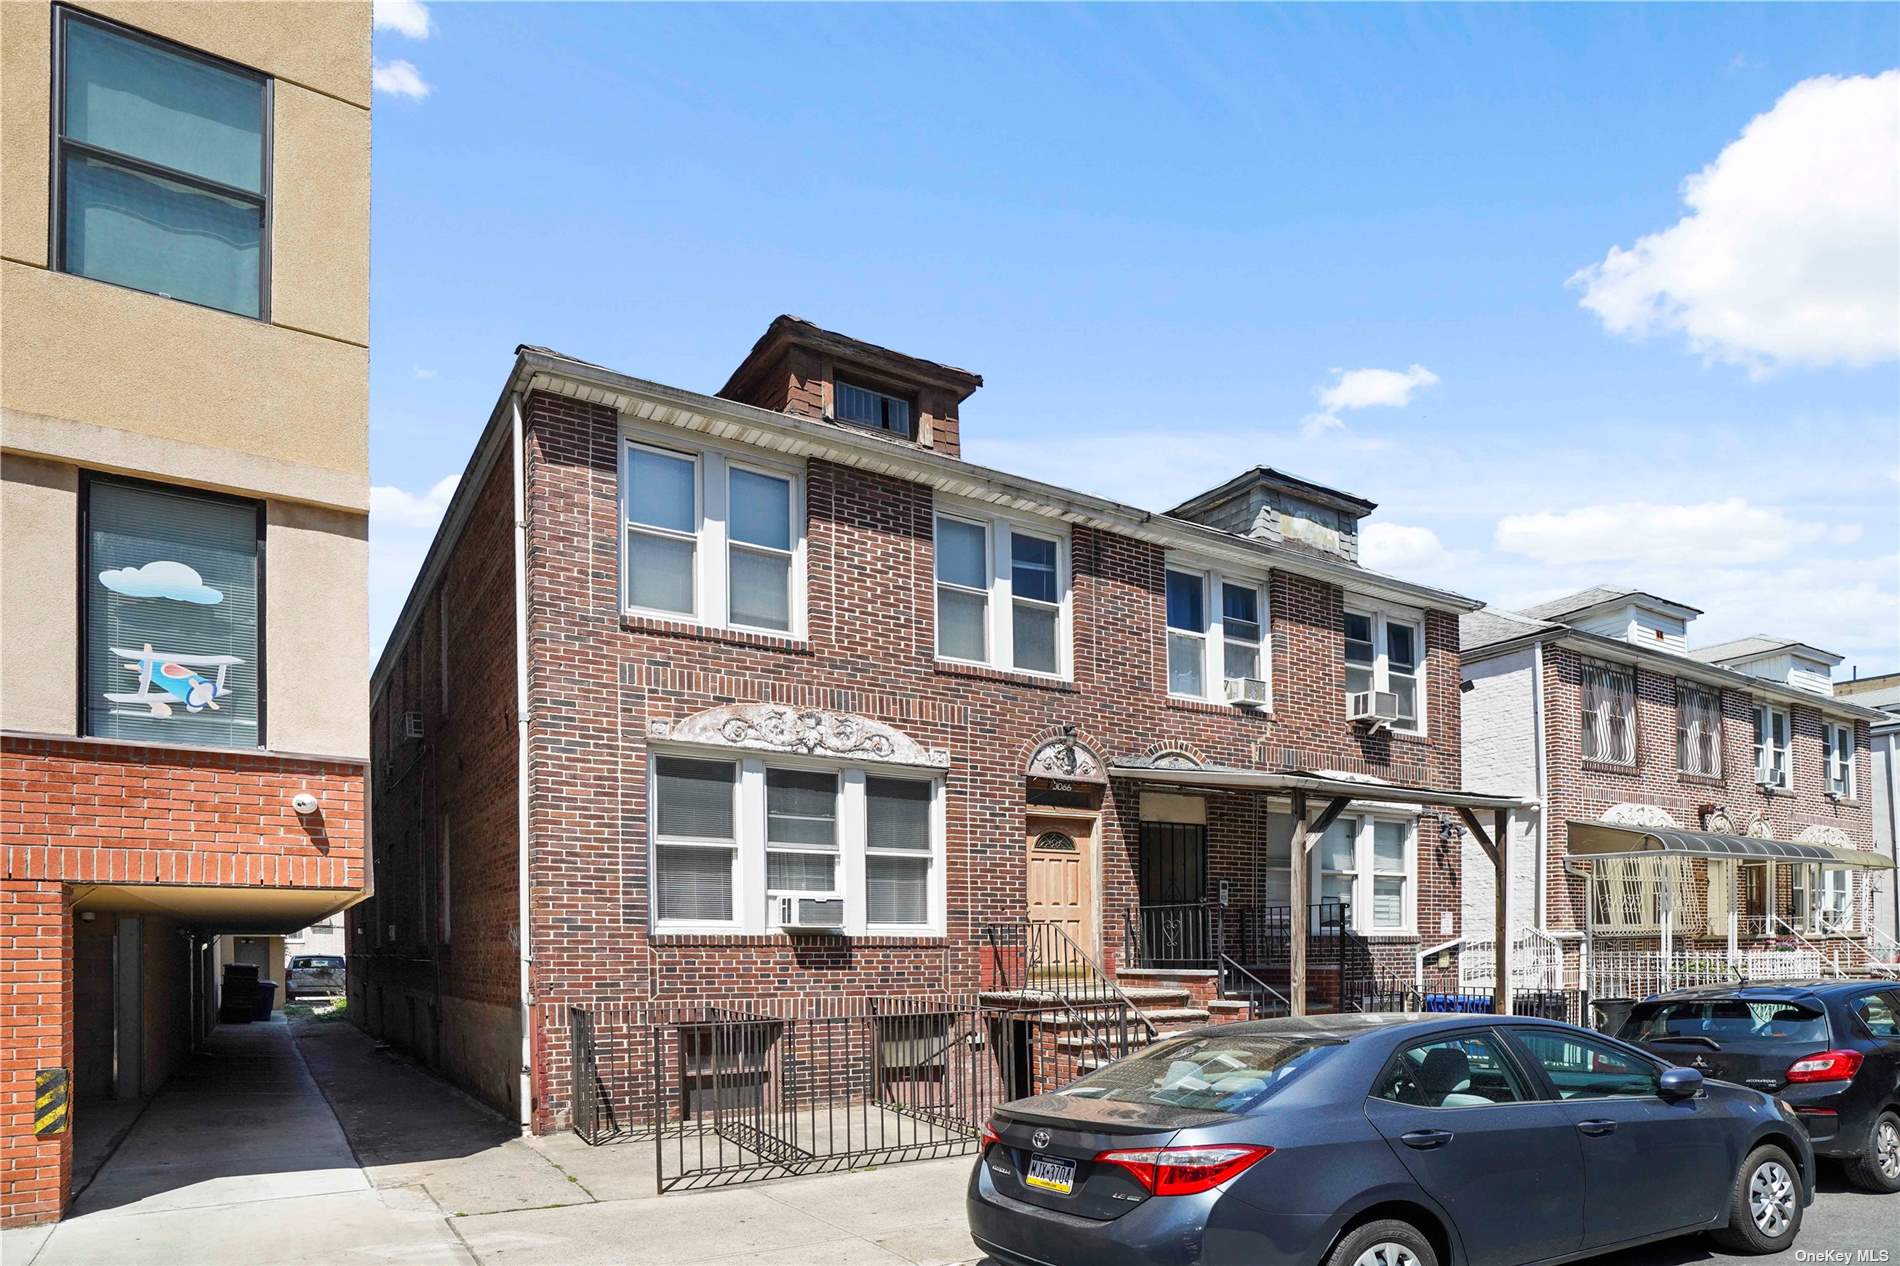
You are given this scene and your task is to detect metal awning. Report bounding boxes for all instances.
[1106,762,1528,811]
[1567,821,1894,870]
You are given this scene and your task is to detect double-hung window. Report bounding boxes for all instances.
[934,509,1068,677]
[622,434,803,635]
[1823,722,1855,798]
[651,757,942,935]
[1580,660,1635,765]
[84,476,261,748]
[1310,814,1414,935]
[1343,606,1423,731]
[1166,563,1269,704]
[1753,703,1791,789]
[835,379,913,439]
[1677,683,1722,777]
[54,9,270,318]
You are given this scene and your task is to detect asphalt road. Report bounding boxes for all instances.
[1595,1163,1895,1266]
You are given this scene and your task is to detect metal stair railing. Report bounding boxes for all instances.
[1217,953,1291,1019]
[984,921,1159,1041]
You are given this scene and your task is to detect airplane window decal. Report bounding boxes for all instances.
[104,643,242,719]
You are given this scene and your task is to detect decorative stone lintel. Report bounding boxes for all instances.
[648,704,949,768]
[1600,802,1683,830]
[1025,737,1105,783]
[1794,824,1853,849]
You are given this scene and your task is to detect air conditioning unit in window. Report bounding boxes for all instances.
[402,711,425,739]
[777,896,845,933]
[1348,691,1402,731]
[1223,677,1269,708]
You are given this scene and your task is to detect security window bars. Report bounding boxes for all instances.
[55,10,269,318]
[1343,607,1424,732]
[1165,570,1206,697]
[84,477,261,748]
[1580,660,1635,765]
[835,380,913,439]
[653,757,738,924]
[1754,704,1791,790]
[934,515,990,662]
[1824,722,1855,798]
[1677,684,1722,777]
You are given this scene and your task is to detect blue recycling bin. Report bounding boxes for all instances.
[254,980,278,1020]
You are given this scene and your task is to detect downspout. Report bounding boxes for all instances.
[511,394,534,1133]
[1531,642,1548,930]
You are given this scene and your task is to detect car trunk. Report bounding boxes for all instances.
[987,1094,1230,1221]
[1625,997,1832,1092]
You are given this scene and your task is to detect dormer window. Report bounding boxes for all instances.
[835,378,913,439]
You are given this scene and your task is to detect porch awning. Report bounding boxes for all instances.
[1567,821,1895,870]
[1104,762,1528,811]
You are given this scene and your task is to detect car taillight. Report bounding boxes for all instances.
[1785,1049,1863,1083]
[1093,1144,1272,1196]
[980,1122,1002,1153]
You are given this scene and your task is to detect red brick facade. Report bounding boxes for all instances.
[0,737,366,1224]
[362,383,1471,1132]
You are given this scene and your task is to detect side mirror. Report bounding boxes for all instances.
[1659,1066,1703,1100]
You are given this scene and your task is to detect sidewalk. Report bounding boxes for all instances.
[2,1013,983,1266]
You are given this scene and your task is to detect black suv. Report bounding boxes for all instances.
[1619,980,1900,1193]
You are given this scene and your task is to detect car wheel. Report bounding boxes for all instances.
[1710,1143,1803,1254]
[1844,1110,1900,1194]
[1325,1219,1438,1266]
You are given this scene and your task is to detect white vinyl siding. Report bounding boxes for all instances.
[934,505,1069,678]
[621,432,804,637]
[1754,703,1791,790]
[1580,660,1635,765]
[1677,683,1722,777]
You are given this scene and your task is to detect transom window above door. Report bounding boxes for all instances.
[621,435,804,637]
[933,508,1069,678]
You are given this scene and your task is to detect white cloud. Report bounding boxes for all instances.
[413,365,437,380]
[1570,70,1900,374]
[1360,523,1457,576]
[371,474,458,529]
[1495,497,1824,568]
[373,0,431,39]
[373,59,431,100]
[1303,364,1439,438]
[97,560,223,605]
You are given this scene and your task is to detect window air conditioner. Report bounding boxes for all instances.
[777,896,845,933]
[402,711,425,739]
[1223,677,1270,708]
[1347,690,1403,729]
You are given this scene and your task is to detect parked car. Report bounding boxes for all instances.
[285,954,345,1000]
[1619,980,1900,1193]
[968,1013,1812,1266]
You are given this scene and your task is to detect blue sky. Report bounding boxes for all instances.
[365,2,1899,671]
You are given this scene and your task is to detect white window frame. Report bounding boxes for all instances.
[1824,721,1855,799]
[649,749,945,937]
[1164,556,1270,707]
[762,767,842,928]
[1753,703,1791,790]
[1343,602,1426,735]
[619,426,806,638]
[933,500,1071,680]
[1308,812,1418,936]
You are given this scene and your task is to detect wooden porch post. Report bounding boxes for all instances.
[1289,789,1309,1017]
[1494,807,1513,1016]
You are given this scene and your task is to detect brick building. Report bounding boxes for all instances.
[359,317,1524,1133]
[1459,589,1892,1001]
[1,1,370,1225]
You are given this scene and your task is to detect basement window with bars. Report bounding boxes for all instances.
[650,756,942,935]
[1580,660,1635,766]
[1677,683,1722,778]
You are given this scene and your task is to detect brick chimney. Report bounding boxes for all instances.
[717,316,982,458]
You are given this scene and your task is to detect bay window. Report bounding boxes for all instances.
[1753,703,1791,789]
[1824,722,1855,798]
[1166,562,1269,705]
[1580,660,1635,765]
[1343,606,1424,731]
[621,434,803,635]
[1677,683,1721,777]
[650,755,942,935]
[933,507,1069,677]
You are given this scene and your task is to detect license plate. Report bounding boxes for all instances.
[1024,1154,1075,1195]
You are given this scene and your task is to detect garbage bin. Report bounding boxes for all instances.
[254,980,278,1020]
[1590,997,1634,1035]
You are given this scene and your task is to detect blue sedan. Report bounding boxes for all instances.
[968,1013,1813,1266]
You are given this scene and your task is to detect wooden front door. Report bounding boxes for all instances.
[1026,813,1097,954]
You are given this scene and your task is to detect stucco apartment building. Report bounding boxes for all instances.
[1459,589,1892,1002]
[358,316,1529,1133]
[1,2,370,1225]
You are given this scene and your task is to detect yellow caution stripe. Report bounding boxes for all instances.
[34,1068,68,1136]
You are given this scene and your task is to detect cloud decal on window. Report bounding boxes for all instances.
[98,560,224,605]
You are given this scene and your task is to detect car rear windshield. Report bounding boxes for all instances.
[295,957,343,969]
[1628,999,1828,1044]
[1053,1035,1339,1113]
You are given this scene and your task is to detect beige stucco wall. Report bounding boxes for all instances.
[266,501,368,759]
[0,454,78,734]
